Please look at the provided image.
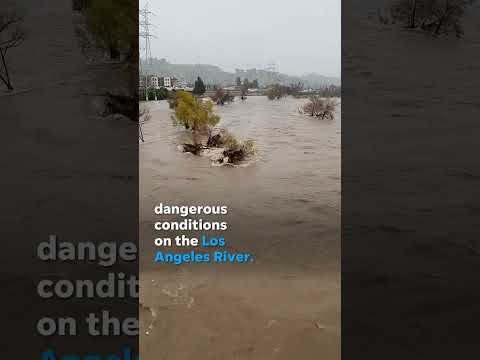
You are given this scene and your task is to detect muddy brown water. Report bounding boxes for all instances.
[140,96,340,269]
[140,96,340,359]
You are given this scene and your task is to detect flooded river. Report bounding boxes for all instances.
[140,96,341,360]
[140,96,340,269]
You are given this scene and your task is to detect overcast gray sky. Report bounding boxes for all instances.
[140,0,340,78]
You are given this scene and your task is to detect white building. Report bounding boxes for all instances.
[162,77,172,88]
[141,75,179,90]
[149,75,160,89]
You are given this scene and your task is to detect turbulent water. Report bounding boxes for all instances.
[140,96,340,270]
[140,96,341,359]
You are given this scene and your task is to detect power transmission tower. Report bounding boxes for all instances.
[139,3,156,142]
[139,3,155,67]
[265,62,278,73]
[139,3,156,93]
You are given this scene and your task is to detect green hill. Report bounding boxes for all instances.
[142,58,340,88]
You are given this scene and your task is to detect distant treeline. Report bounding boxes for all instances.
[142,58,341,89]
[315,85,341,98]
[267,84,341,100]
[139,84,341,102]
[140,87,170,101]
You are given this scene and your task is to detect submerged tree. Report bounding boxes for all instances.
[302,96,338,119]
[389,0,422,28]
[85,0,136,59]
[206,129,255,164]
[288,82,304,97]
[428,0,469,36]
[139,104,151,142]
[171,91,255,162]
[219,131,255,164]
[386,0,472,37]
[267,83,339,100]
[266,84,300,100]
[193,76,206,95]
[173,91,220,145]
[266,84,286,100]
[0,7,25,91]
[318,85,341,97]
[211,88,234,105]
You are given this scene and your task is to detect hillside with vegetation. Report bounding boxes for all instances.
[142,58,340,88]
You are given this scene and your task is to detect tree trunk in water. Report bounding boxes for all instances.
[0,49,13,91]
[435,2,450,35]
[409,0,417,28]
[434,16,444,34]
[192,129,202,146]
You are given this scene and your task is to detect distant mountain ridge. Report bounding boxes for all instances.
[142,58,340,88]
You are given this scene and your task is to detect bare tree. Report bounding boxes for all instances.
[0,8,25,90]
[386,0,472,37]
[390,0,434,28]
[302,96,338,119]
[139,104,151,143]
[288,82,304,97]
[211,88,234,105]
[428,0,468,37]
